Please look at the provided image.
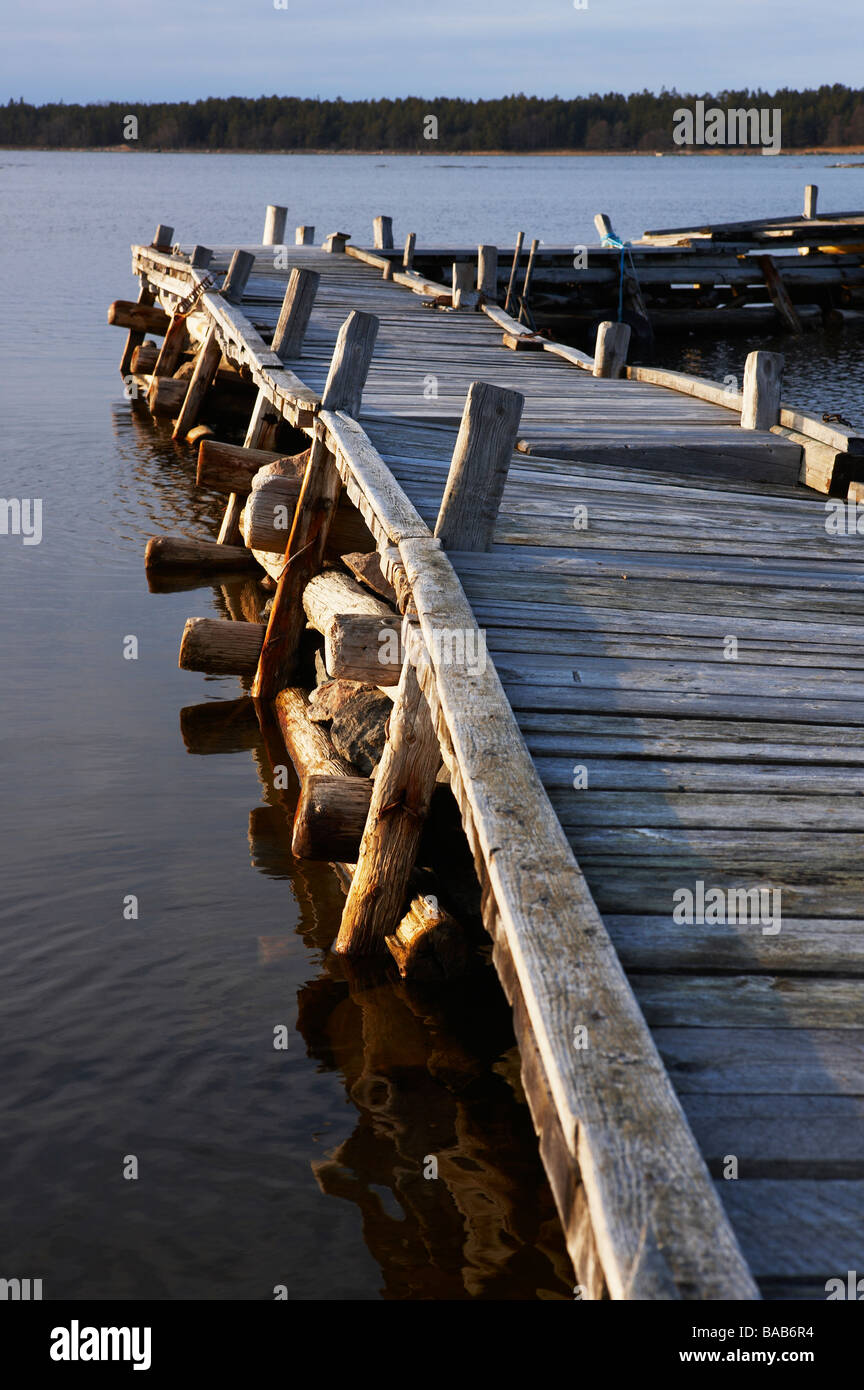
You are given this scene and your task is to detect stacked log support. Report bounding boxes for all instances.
[251,309,380,700]
[334,379,524,956]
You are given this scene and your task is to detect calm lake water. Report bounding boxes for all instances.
[1,151,862,1301]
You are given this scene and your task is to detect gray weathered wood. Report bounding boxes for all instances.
[221,249,256,304]
[435,382,524,552]
[295,225,314,245]
[263,204,287,245]
[373,215,394,250]
[271,267,320,361]
[593,321,632,379]
[477,244,498,299]
[741,349,784,431]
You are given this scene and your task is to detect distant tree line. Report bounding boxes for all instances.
[2,87,863,151]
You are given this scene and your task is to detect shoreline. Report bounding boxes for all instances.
[3,144,864,158]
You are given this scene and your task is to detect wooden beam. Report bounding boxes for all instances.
[151,311,189,377]
[263,204,287,245]
[334,633,441,955]
[435,382,525,552]
[221,249,255,304]
[251,310,379,699]
[172,327,222,440]
[741,349,784,431]
[592,320,632,379]
[758,255,804,334]
[373,215,394,249]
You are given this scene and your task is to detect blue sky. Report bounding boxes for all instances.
[1,0,858,104]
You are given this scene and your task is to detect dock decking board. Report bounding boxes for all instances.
[133,235,864,1300]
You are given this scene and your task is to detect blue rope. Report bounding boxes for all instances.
[601,232,640,324]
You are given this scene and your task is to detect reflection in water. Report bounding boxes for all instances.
[241,705,572,1299]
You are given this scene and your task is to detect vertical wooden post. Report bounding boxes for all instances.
[152,224,174,250]
[741,350,784,431]
[518,237,539,322]
[263,205,288,244]
[171,326,222,440]
[403,232,416,270]
[323,232,350,253]
[593,320,632,378]
[152,311,189,377]
[251,310,379,700]
[373,215,394,249]
[271,267,320,361]
[221,249,255,303]
[119,282,156,375]
[503,231,525,314]
[333,637,441,956]
[804,185,818,219]
[477,245,498,300]
[451,262,476,309]
[435,382,524,551]
[594,213,616,241]
[295,225,315,245]
[190,245,213,268]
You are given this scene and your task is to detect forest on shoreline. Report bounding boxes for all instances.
[2,86,863,152]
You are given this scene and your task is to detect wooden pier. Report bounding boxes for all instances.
[114,206,864,1300]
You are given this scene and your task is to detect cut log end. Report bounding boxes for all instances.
[385,894,469,980]
[292,773,372,860]
[145,535,257,574]
[178,617,265,675]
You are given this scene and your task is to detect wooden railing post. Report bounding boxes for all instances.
[435,382,525,550]
[295,225,314,245]
[152,223,174,251]
[741,349,784,431]
[263,204,287,245]
[804,184,818,219]
[477,244,498,300]
[221,249,255,304]
[251,310,379,700]
[271,267,320,361]
[593,320,631,378]
[373,215,393,249]
[190,245,213,268]
[402,232,416,270]
[171,326,222,440]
